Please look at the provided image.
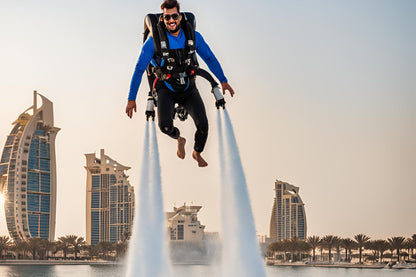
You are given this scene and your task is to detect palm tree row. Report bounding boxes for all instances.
[268,233,416,264]
[268,237,311,262]
[0,235,128,261]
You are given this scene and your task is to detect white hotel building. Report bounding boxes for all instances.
[0,91,59,242]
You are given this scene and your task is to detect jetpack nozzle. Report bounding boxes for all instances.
[145,95,156,121]
[212,86,226,109]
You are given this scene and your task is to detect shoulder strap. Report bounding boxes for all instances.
[144,14,164,56]
[181,12,196,52]
[156,18,170,58]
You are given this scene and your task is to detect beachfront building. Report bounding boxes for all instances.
[167,204,219,264]
[167,204,205,241]
[269,180,307,241]
[0,91,60,242]
[85,149,135,245]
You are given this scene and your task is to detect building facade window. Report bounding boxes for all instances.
[177,225,184,240]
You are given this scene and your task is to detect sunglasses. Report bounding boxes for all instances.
[163,13,180,21]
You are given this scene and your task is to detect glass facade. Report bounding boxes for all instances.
[1,147,12,163]
[27,128,52,240]
[91,211,100,245]
[297,205,305,239]
[277,184,282,240]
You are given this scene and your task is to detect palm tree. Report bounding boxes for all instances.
[268,241,279,253]
[47,241,59,258]
[96,241,113,260]
[85,244,100,260]
[26,238,38,260]
[365,240,378,263]
[114,242,128,259]
[269,240,291,262]
[388,242,395,262]
[307,236,320,262]
[387,236,406,262]
[318,241,325,262]
[281,240,291,262]
[354,234,370,264]
[69,236,87,260]
[288,237,310,262]
[333,236,342,262]
[13,240,29,260]
[26,238,49,260]
[268,241,281,261]
[321,235,338,263]
[57,236,73,259]
[374,240,389,263]
[0,236,12,259]
[288,237,301,261]
[341,238,355,262]
[405,238,414,261]
[37,239,50,260]
[410,234,416,259]
[299,240,312,261]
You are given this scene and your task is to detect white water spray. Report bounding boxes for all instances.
[218,109,266,277]
[126,121,171,277]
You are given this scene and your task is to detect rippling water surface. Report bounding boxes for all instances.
[0,264,414,277]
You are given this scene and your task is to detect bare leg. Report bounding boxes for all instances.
[177,136,186,159]
[192,150,208,167]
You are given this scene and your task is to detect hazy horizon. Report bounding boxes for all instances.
[0,0,415,241]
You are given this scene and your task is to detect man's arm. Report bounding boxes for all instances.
[126,37,155,118]
[195,31,234,97]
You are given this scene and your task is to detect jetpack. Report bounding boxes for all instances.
[142,12,225,121]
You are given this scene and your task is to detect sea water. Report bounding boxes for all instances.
[0,264,413,277]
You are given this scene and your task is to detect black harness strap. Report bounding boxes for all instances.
[156,18,170,59]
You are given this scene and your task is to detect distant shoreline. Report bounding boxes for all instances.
[0,260,407,269]
[0,260,120,266]
[269,262,386,269]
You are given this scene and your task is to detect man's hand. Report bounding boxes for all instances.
[125,100,137,118]
[221,82,235,97]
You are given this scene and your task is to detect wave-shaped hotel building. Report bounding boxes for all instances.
[0,91,60,242]
[269,180,307,241]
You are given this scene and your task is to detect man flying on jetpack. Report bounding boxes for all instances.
[126,0,234,167]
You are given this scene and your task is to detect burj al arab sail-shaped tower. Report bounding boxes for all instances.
[0,91,60,242]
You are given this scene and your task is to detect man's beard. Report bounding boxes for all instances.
[167,23,181,34]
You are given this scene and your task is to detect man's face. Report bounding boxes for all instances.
[162,7,181,34]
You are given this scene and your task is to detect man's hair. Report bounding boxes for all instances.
[160,0,180,12]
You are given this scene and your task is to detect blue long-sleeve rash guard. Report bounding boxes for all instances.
[128,29,228,101]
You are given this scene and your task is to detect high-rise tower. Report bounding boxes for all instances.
[0,91,60,242]
[85,149,135,245]
[269,180,307,241]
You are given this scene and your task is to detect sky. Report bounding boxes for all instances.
[0,0,415,241]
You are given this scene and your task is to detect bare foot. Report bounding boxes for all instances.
[177,137,186,159]
[192,151,208,167]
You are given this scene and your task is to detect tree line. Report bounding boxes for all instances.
[0,235,128,261]
[268,234,416,264]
